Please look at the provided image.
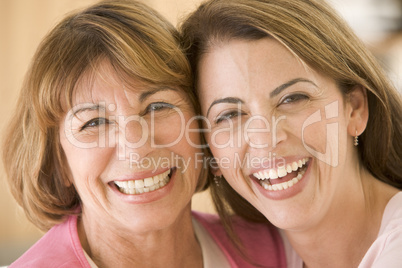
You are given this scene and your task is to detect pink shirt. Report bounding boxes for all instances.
[193,211,286,267]
[10,214,89,268]
[9,211,286,267]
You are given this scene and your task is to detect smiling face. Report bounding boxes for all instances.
[59,61,202,234]
[198,38,361,230]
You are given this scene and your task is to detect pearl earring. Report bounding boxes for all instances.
[213,175,222,186]
[354,130,359,146]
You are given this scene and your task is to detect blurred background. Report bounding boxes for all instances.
[0,0,401,265]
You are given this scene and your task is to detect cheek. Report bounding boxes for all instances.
[62,116,115,150]
[299,120,330,154]
[207,122,245,150]
[152,112,194,146]
[155,113,203,167]
[61,135,112,183]
[286,109,347,167]
[207,132,240,173]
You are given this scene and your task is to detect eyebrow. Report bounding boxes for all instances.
[205,78,317,117]
[70,104,104,119]
[69,87,177,118]
[270,78,317,98]
[139,87,177,102]
[206,97,244,117]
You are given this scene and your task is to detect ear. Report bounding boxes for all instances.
[346,85,369,136]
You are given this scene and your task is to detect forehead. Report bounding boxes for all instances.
[72,61,156,104]
[198,38,303,93]
[73,61,126,103]
[70,60,191,108]
[197,38,339,103]
[201,38,302,76]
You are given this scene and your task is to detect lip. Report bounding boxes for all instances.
[109,167,176,204]
[251,158,312,201]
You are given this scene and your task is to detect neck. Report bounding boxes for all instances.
[286,169,398,268]
[78,208,203,268]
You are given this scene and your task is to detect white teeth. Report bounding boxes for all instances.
[282,182,289,189]
[292,162,298,171]
[277,166,287,178]
[144,178,154,187]
[114,181,126,188]
[286,164,292,173]
[276,183,283,191]
[114,169,171,195]
[269,169,278,179]
[253,158,309,180]
[135,180,144,188]
[298,160,303,168]
[261,167,305,191]
[267,185,273,190]
[255,158,309,192]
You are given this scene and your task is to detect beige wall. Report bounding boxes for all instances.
[0,0,210,265]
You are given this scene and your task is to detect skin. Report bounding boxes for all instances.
[59,61,203,267]
[198,38,398,267]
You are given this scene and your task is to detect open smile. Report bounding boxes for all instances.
[252,158,309,191]
[113,168,174,195]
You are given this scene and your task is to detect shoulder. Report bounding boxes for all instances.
[9,215,89,268]
[192,211,287,267]
[360,192,402,267]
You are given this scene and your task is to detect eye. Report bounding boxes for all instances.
[280,93,309,105]
[145,102,175,113]
[80,117,108,131]
[215,110,245,124]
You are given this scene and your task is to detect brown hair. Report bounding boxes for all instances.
[2,0,206,231]
[180,0,402,235]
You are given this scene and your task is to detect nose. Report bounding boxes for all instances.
[244,114,287,150]
[116,114,153,161]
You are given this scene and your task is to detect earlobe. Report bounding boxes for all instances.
[209,157,223,176]
[210,166,223,177]
[347,85,369,136]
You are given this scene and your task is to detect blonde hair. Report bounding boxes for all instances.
[180,0,402,235]
[2,0,204,231]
